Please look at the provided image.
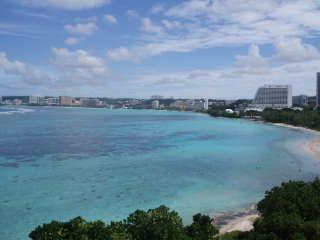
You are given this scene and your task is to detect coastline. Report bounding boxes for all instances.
[271,123,320,160]
[217,122,320,234]
[215,206,259,234]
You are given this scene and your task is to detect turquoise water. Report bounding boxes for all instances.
[0,107,319,240]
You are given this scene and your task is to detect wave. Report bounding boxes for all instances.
[0,107,35,115]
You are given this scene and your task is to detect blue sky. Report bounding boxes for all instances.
[0,0,320,98]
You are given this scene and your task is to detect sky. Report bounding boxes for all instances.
[0,0,320,99]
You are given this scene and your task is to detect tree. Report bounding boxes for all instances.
[185,214,218,240]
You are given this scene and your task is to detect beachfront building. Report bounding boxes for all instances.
[152,100,160,109]
[29,96,40,105]
[293,95,308,107]
[253,85,292,109]
[204,98,209,110]
[317,72,320,109]
[59,96,73,106]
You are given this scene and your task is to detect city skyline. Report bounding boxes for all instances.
[1,0,320,98]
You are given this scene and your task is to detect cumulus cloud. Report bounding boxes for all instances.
[0,48,111,90]
[64,22,97,36]
[141,18,164,35]
[0,52,49,85]
[51,48,111,86]
[65,37,80,45]
[104,14,117,24]
[235,44,267,68]
[22,0,111,10]
[273,38,320,63]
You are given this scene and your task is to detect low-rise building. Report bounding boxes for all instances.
[59,96,73,106]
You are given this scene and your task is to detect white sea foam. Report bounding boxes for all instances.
[0,107,35,115]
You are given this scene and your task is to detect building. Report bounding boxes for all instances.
[317,72,320,109]
[292,95,308,107]
[253,85,292,109]
[47,97,60,106]
[204,98,209,110]
[59,96,73,106]
[152,100,160,109]
[0,96,2,104]
[29,96,40,105]
[151,95,163,100]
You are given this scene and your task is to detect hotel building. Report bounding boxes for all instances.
[253,85,292,109]
[317,72,320,109]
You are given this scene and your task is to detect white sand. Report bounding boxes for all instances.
[219,213,259,234]
[272,123,320,160]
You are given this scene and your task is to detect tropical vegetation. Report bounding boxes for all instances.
[30,178,320,240]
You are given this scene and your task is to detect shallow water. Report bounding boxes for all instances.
[0,107,319,240]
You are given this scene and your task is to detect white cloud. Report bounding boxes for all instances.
[108,0,320,62]
[141,18,164,35]
[51,48,111,86]
[65,37,80,45]
[235,44,267,68]
[22,0,111,10]
[127,42,320,98]
[107,47,137,62]
[151,4,165,14]
[104,14,117,24]
[64,22,97,36]
[273,38,320,63]
[0,52,49,85]
[0,49,111,89]
[127,10,139,18]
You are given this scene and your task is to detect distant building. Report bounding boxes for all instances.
[29,96,40,105]
[308,96,317,108]
[253,85,292,109]
[13,99,22,105]
[0,96,2,104]
[204,98,209,110]
[317,72,320,109]
[47,97,60,106]
[59,96,73,106]
[292,95,308,107]
[152,100,160,109]
[151,95,163,100]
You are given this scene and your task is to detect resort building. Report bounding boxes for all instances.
[317,72,320,109]
[29,96,40,105]
[204,98,209,110]
[293,95,308,107]
[152,100,160,109]
[253,85,292,109]
[59,96,73,106]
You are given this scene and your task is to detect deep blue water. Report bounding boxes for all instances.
[0,107,319,240]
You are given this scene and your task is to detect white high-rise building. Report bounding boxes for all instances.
[317,72,320,109]
[152,100,160,109]
[29,96,40,105]
[253,85,292,109]
[204,98,209,110]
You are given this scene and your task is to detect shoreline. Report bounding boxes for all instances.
[215,206,259,234]
[271,123,320,160]
[217,122,320,234]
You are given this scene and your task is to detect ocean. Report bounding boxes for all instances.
[0,106,319,240]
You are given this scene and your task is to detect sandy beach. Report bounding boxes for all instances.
[215,206,260,234]
[217,123,320,234]
[272,123,320,160]
[219,213,259,234]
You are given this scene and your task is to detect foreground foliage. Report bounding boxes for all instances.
[29,205,218,240]
[30,179,320,240]
[217,178,320,240]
